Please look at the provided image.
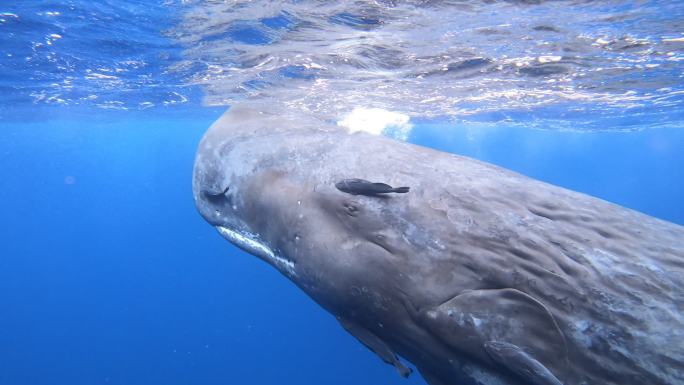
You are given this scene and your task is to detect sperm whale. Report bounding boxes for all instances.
[193,106,684,385]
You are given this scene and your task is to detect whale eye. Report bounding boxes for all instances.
[203,186,231,205]
[343,201,360,217]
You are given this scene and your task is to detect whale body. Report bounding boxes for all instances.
[192,106,684,385]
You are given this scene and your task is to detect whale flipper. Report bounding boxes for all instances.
[419,288,569,383]
[338,317,412,378]
[484,341,564,385]
[335,178,410,196]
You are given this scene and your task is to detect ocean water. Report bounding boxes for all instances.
[1,1,683,385]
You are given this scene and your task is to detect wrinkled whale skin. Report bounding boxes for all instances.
[193,106,684,385]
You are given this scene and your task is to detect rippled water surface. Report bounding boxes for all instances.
[3,1,684,129]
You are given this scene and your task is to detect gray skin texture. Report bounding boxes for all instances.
[192,106,684,385]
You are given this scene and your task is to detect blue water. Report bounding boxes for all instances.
[1,1,684,385]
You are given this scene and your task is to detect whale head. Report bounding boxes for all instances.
[193,107,303,279]
[192,106,410,316]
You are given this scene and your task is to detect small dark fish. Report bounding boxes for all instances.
[335,178,410,196]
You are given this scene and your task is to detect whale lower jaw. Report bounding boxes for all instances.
[215,226,296,275]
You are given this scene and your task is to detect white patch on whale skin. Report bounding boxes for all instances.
[216,226,296,274]
[337,107,412,140]
[573,320,594,348]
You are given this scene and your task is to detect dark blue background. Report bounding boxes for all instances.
[1,108,682,385]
